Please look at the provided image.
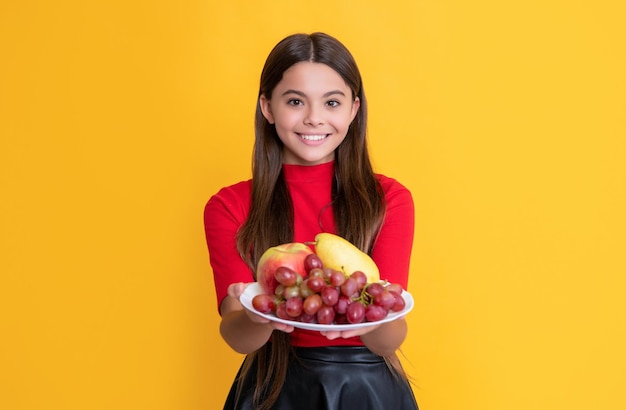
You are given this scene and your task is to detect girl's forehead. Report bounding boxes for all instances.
[277,62,350,93]
[283,61,336,74]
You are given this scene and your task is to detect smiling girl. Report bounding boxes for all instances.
[259,61,359,166]
[204,32,419,410]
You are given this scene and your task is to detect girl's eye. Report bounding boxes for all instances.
[326,100,340,107]
[288,99,303,106]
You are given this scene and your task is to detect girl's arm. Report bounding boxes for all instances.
[359,319,408,356]
[321,178,415,355]
[321,318,407,356]
[205,185,294,353]
[219,283,294,354]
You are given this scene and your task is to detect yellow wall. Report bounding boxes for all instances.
[1,1,625,409]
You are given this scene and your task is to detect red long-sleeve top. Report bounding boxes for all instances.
[204,161,415,347]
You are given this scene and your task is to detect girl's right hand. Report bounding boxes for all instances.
[226,282,295,333]
[226,281,249,301]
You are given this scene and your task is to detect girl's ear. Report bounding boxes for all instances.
[350,97,361,122]
[259,94,275,124]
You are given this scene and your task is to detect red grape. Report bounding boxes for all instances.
[329,270,346,287]
[349,271,367,290]
[285,297,303,317]
[374,290,396,311]
[305,276,325,293]
[299,312,316,323]
[316,305,335,324]
[334,295,351,314]
[334,314,349,324]
[365,304,387,322]
[391,293,406,312]
[385,283,404,296]
[251,294,275,313]
[322,268,334,281]
[303,294,323,315]
[366,282,385,298]
[321,286,339,306]
[340,277,358,297]
[275,302,290,320]
[275,266,298,286]
[304,253,323,273]
[346,302,366,324]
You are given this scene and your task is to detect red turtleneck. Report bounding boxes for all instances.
[204,161,414,347]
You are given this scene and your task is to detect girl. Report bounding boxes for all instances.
[204,32,418,410]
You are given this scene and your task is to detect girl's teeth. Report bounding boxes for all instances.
[300,134,327,141]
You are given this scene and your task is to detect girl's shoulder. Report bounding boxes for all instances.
[375,173,411,195]
[205,179,252,213]
[212,179,252,198]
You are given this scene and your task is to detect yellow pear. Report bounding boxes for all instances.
[312,233,380,283]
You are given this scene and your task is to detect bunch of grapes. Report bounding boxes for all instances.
[251,254,406,325]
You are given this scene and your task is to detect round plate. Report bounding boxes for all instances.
[240,282,414,331]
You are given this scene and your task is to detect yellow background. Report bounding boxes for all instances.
[1,1,625,409]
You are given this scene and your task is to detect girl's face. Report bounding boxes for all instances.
[260,62,360,166]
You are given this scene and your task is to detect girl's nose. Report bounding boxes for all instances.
[304,105,324,126]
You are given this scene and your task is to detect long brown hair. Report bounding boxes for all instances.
[235,32,389,410]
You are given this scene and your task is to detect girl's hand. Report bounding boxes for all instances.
[226,282,295,333]
[320,323,381,340]
[226,282,249,300]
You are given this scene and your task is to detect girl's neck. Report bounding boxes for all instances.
[282,160,334,182]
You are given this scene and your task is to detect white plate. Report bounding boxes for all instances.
[240,282,414,331]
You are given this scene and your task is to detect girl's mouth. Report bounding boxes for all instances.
[298,134,329,141]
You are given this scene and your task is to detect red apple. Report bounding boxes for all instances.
[256,242,314,295]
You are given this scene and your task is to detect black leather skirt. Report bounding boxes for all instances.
[223,346,419,410]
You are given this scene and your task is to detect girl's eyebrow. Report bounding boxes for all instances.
[282,89,347,98]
